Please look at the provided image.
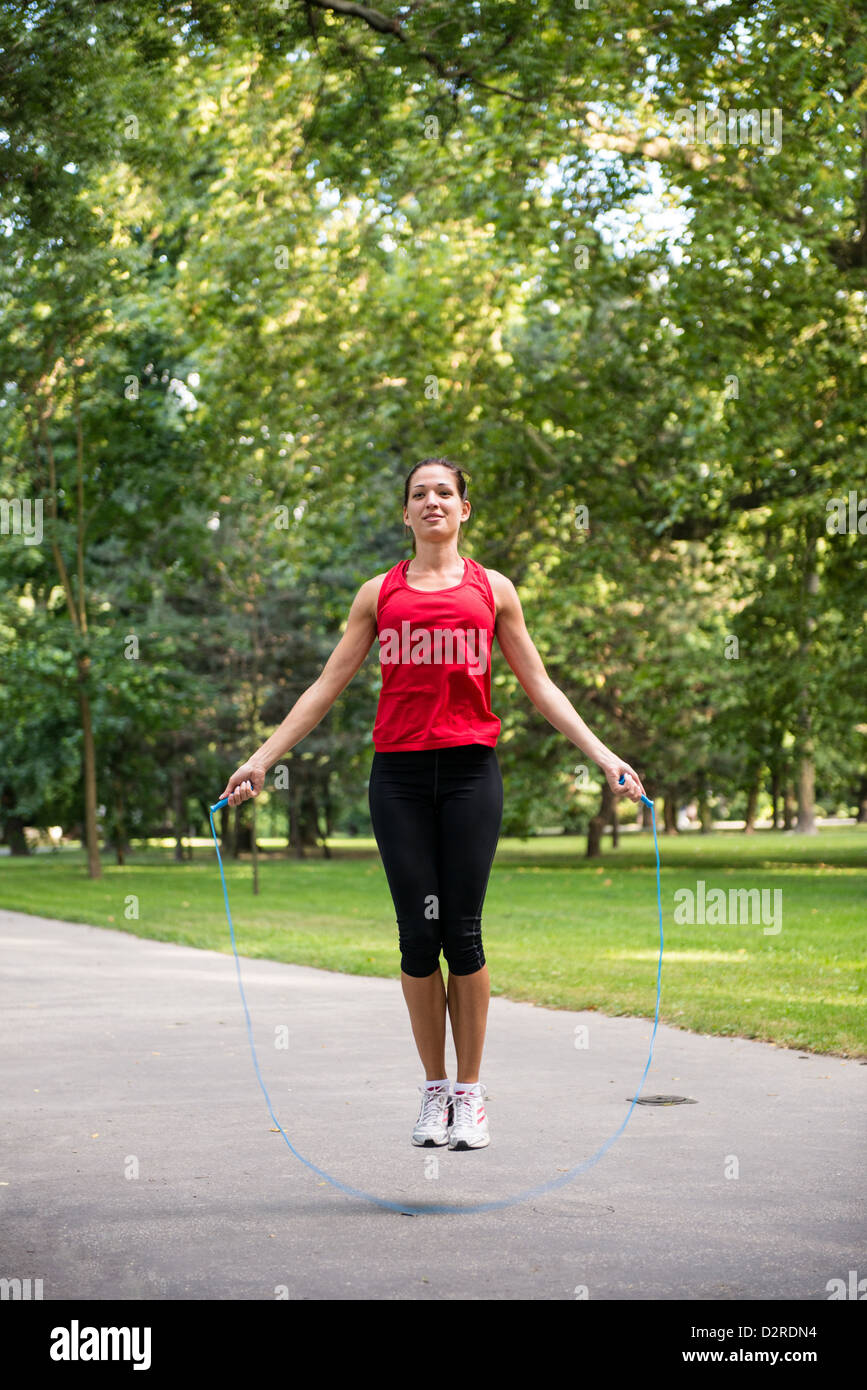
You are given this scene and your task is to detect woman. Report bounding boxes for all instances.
[219,457,646,1152]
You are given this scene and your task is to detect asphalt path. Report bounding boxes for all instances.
[2,908,864,1303]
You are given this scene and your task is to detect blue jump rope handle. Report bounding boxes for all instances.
[212,777,258,813]
[619,774,653,808]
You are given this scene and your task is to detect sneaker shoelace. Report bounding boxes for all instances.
[451,1087,487,1128]
[418,1087,450,1126]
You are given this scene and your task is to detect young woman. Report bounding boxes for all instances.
[219,458,646,1151]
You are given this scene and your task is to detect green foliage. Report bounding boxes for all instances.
[0,0,865,852]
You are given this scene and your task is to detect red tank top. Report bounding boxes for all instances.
[372,556,501,752]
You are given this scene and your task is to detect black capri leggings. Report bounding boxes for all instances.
[368,743,503,978]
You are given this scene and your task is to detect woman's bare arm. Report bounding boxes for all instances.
[219,577,381,805]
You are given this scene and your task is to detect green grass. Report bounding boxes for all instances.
[1,827,864,1058]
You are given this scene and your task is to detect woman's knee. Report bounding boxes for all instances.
[398,919,442,977]
[442,920,485,976]
[400,948,443,977]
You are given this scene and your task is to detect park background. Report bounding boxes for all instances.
[1,1,864,1058]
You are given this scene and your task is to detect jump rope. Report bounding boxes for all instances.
[208,772,663,1216]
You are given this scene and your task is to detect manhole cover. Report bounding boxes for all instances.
[628,1094,697,1105]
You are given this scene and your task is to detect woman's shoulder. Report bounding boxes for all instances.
[474,563,511,599]
[476,564,507,587]
[469,562,514,623]
[361,564,402,620]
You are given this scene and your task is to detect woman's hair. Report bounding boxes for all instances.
[403,457,470,555]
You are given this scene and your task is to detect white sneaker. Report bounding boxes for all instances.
[411,1084,453,1147]
[448,1085,490,1150]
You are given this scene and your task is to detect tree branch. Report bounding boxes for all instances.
[304,0,536,102]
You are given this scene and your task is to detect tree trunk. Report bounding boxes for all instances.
[663,790,678,834]
[40,375,101,877]
[743,769,761,834]
[289,779,304,859]
[795,530,818,834]
[322,776,334,838]
[321,777,333,859]
[857,775,867,823]
[298,787,331,857]
[770,765,781,830]
[300,788,318,846]
[4,819,29,854]
[113,782,127,866]
[783,782,796,830]
[697,772,712,834]
[78,654,101,878]
[796,755,817,834]
[234,807,252,854]
[587,782,615,858]
[0,788,29,854]
[172,768,186,863]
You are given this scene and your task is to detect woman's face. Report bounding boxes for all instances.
[403,466,470,544]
